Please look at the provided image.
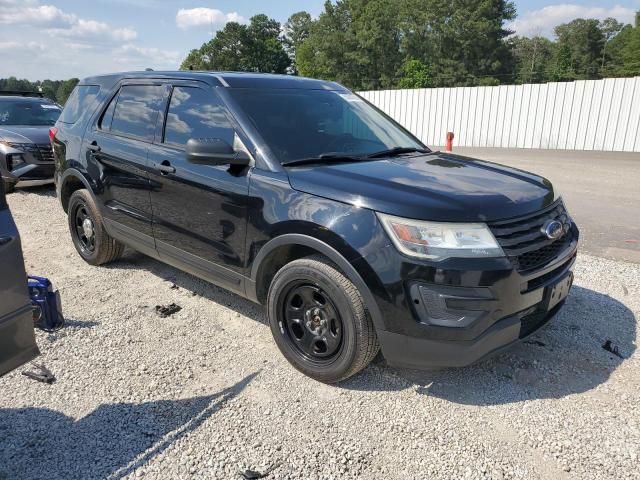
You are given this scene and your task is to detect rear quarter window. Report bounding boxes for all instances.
[58,85,100,124]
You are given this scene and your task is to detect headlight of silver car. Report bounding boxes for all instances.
[377,213,504,261]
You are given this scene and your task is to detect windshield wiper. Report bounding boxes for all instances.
[366,147,431,159]
[281,153,368,167]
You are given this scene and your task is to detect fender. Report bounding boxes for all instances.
[58,168,96,211]
[247,234,385,333]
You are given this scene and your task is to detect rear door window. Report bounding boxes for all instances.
[58,85,99,124]
[110,85,164,142]
[163,86,234,147]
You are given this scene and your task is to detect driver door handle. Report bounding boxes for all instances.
[157,160,176,175]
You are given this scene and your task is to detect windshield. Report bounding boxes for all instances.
[227,88,424,164]
[0,100,61,126]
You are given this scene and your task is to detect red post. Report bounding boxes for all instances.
[445,132,455,152]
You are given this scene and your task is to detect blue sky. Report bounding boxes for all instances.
[1,0,638,80]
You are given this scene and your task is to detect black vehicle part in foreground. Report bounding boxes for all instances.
[53,71,578,383]
[0,181,39,377]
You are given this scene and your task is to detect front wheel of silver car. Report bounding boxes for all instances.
[267,255,380,383]
[67,189,124,266]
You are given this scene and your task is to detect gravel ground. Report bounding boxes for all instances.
[1,187,638,480]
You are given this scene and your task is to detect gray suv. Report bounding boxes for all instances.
[0,93,61,193]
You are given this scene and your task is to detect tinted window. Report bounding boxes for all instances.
[99,93,117,131]
[164,87,234,147]
[110,85,163,141]
[58,85,99,124]
[227,89,422,163]
[0,99,61,126]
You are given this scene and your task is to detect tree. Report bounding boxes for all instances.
[604,18,640,77]
[600,18,624,68]
[396,0,517,87]
[56,79,79,105]
[398,59,433,88]
[283,11,313,73]
[180,15,290,73]
[552,19,605,80]
[510,36,555,83]
[297,0,402,90]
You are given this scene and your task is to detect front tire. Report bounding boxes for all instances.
[267,255,379,383]
[67,189,124,266]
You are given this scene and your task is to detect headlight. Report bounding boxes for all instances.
[377,213,504,261]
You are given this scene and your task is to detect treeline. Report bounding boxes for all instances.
[181,0,640,90]
[0,77,79,104]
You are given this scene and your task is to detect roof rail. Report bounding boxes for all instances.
[0,90,45,98]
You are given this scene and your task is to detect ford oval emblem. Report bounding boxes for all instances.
[542,220,564,241]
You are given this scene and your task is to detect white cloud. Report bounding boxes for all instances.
[176,8,246,29]
[0,41,45,52]
[48,19,137,43]
[113,44,181,67]
[510,4,637,37]
[0,2,137,43]
[0,4,75,27]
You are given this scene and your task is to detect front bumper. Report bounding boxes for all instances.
[1,145,55,186]
[362,226,578,369]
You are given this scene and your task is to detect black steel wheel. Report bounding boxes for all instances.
[281,284,344,362]
[67,189,124,265]
[267,255,379,383]
[73,203,96,254]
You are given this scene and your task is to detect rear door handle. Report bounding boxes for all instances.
[157,161,175,175]
[87,142,101,153]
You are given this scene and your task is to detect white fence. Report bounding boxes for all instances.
[358,77,640,152]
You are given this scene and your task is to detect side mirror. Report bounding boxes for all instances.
[185,138,250,167]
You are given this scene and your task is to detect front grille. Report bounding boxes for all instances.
[35,143,54,162]
[525,254,575,292]
[489,200,575,273]
[7,142,54,162]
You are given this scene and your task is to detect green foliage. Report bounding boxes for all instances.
[604,23,640,77]
[0,77,79,104]
[179,15,290,73]
[552,19,605,80]
[510,36,556,83]
[298,0,516,89]
[398,60,433,88]
[283,11,313,73]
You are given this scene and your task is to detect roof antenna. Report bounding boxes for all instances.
[189,65,194,71]
[145,68,154,71]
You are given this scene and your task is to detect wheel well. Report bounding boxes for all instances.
[60,176,85,213]
[255,243,322,304]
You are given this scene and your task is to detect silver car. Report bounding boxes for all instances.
[0,93,61,193]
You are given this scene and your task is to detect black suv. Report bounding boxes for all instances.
[53,72,578,383]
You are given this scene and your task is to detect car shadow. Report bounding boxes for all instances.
[0,372,258,480]
[343,285,637,405]
[106,253,636,405]
[106,250,268,327]
[11,184,56,197]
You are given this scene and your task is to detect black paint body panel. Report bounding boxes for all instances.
[0,182,39,377]
[53,71,578,370]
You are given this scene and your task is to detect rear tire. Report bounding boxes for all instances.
[67,189,124,266]
[267,255,379,383]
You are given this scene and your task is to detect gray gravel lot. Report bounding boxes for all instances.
[1,187,639,480]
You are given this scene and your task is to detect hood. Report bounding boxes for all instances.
[286,152,556,222]
[0,126,51,145]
